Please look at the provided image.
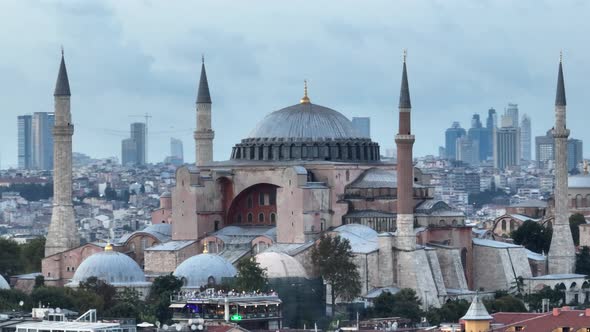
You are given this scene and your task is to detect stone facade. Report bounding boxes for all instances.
[472,241,532,291]
[40,243,104,287]
[144,241,199,274]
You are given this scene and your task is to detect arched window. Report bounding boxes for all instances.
[237,214,242,224]
[501,220,507,231]
[259,193,265,206]
[258,213,265,223]
[247,213,253,223]
[270,213,276,224]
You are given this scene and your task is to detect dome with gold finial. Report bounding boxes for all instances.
[173,254,236,289]
[230,80,380,162]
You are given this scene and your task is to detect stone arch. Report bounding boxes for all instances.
[227,183,280,226]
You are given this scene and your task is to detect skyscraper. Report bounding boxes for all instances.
[170,138,184,162]
[505,103,519,128]
[17,115,33,169]
[445,122,466,160]
[536,129,554,169]
[32,112,55,170]
[121,138,138,166]
[467,114,490,162]
[520,114,532,161]
[130,122,146,165]
[493,114,520,170]
[567,138,583,173]
[485,108,497,160]
[352,117,371,138]
[456,136,479,166]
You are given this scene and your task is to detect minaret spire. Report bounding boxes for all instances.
[45,50,79,257]
[194,56,215,166]
[548,52,576,274]
[395,49,416,251]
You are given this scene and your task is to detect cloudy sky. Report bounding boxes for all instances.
[1,0,589,167]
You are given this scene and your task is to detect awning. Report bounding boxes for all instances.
[169,303,186,308]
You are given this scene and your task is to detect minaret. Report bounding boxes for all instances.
[548,52,576,274]
[395,50,416,250]
[45,50,80,257]
[194,56,214,166]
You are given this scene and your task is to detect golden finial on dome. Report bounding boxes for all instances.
[203,242,209,254]
[300,80,310,104]
[105,242,113,251]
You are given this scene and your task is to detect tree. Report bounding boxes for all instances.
[576,246,590,275]
[511,220,552,254]
[570,213,586,246]
[525,286,562,311]
[311,235,361,316]
[34,275,45,288]
[148,274,183,323]
[367,289,423,323]
[484,294,527,313]
[426,299,470,326]
[509,276,525,298]
[80,277,117,308]
[0,238,23,278]
[21,237,46,273]
[0,288,31,310]
[235,257,267,292]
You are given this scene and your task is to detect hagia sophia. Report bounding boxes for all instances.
[5,50,586,310]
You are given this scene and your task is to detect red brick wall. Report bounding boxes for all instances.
[227,184,278,226]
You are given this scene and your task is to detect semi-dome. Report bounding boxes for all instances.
[0,274,9,289]
[255,252,308,279]
[72,249,145,285]
[174,254,237,288]
[231,101,380,162]
[249,103,364,140]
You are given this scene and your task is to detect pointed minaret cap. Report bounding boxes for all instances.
[460,294,493,321]
[399,49,411,109]
[54,47,71,97]
[555,51,566,107]
[197,55,212,104]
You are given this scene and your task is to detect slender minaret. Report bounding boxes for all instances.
[548,52,576,274]
[45,50,80,257]
[194,56,214,166]
[395,50,416,250]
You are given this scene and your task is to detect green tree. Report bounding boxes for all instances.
[30,286,75,310]
[511,220,552,254]
[570,213,586,246]
[235,257,268,292]
[426,299,470,326]
[21,237,46,273]
[576,246,590,275]
[80,277,117,308]
[484,294,526,313]
[311,235,361,316]
[0,288,31,310]
[0,238,23,278]
[104,302,139,319]
[148,274,183,323]
[525,286,562,311]
[369,291,396,318]
[34,275,45,288]
[367,289,423,323]
[509,276,525,298]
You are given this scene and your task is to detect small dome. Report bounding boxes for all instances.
[174,254,237,288]
[0,275,9,289]
[248,103,363,140]
[255,252,308,278]
[160,191,172,198]
[72,251,145,285]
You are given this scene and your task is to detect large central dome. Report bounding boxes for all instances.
[248,103,364,140]
[231,97,380,163]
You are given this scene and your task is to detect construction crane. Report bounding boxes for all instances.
[129,113,152,163]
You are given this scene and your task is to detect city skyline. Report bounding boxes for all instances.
[1,1,590,167]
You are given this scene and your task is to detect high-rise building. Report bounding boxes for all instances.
[17,115,33,169]
[520,114,532,161]
[456,136,479,166]
[32,112,55,170]
[536,129,554,169]
[493,115,520,170]
[169,137,184,165]
[467,114,491,162]
[567,138,583,173]
[121,138,138,166]
[352,117,371,138]
[485,108,497,160]
[130,122,146,165]
[505,103,519,128]
[445,122,466,160]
